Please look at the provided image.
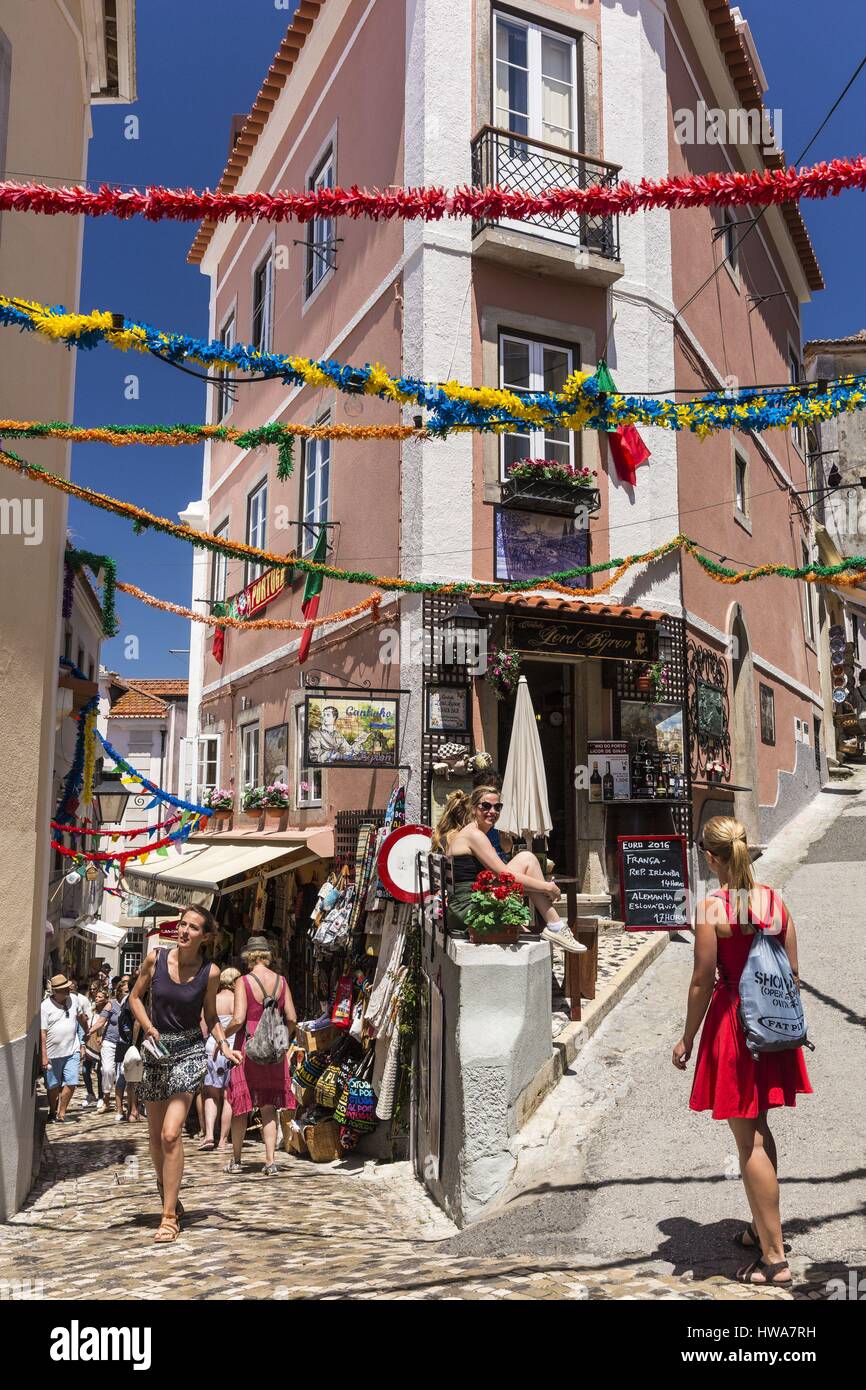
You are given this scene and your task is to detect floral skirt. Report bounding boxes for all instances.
[139,1028,207,1103]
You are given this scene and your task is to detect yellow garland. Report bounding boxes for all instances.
[0,419,424,445]
[81,708,97,808]
[117,580,384,632]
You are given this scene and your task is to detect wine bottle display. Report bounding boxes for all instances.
[589,762,602,802]
[603,761,614,801]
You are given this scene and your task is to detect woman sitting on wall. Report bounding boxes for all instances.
[431,786,585,953]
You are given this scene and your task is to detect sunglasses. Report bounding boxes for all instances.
[479,801,503,812]
[698,839,714,854]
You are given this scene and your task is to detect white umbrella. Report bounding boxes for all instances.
[498,676,553,840]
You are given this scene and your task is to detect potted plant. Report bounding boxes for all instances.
[464,869,531,945]
[706,758,724,785]
[484,645,522,700]
[501,458,600,516]
[202,787,233,820]
[262,781,290,821]
[241,786,265,821]
[637,660,670,700]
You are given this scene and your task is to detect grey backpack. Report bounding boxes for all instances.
[245,974,290,1066]
[735,891,814,1061]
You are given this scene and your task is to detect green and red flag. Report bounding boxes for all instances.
[594,359,651,488]
[298,526,328,664]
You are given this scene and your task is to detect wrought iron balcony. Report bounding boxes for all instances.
[470,125,620,262]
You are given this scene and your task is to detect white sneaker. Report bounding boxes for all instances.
[95,1101,107,1114]
[541,923,588,954]
[79,1098,91,1108]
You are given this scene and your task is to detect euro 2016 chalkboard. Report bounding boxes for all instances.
[618,835,690,931]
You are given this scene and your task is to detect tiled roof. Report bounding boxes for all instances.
[188,1,327,265]
[804,330,866,353]
[471,594,663,621]
[107,678,188,719]
[702,0,823,292]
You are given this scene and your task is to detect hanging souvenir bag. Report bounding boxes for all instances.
[312,866,348,925]
[294,1049,329,1090]
[314,1062,346,1110]
[334,1050,377,1133]
[331,974,354,1030]
[312,885,356,955]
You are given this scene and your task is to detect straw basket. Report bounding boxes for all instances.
[280,1111,307,1158]
[303,1119,342,1163]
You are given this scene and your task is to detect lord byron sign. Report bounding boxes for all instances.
[507,613,658,661]
[618,835,689,930]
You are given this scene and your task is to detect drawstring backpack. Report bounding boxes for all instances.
[244,974,290,1065]
[724,889,815,1062]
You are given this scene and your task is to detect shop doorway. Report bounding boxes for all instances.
[731,610,760,841]
[497,659,575,877]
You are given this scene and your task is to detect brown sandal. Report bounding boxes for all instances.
[156,1181,184,1219]
[735,1258,792,1286]
[153,1215,180,1244]
[733,1222,759,1249]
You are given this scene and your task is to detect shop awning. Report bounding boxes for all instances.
[65,919,129,950]
[473,593,664,661]
[123,836,325,911]
[471,593,664,621]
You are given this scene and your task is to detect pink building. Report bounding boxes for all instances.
[175,0,823,930]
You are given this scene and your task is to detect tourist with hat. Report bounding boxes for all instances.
[40,974,90,1122]
[223,935,297,1176]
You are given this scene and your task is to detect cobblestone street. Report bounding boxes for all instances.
[0,1105,836,1301]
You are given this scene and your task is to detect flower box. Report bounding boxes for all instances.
[500,477,601,517]
[467,926,520,946]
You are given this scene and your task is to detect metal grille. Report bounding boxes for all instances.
[421,593,472,825]
[686,638,732,781]
[470,125,620,260]
[334,809,387,872]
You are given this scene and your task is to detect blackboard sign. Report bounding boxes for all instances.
[618,835,690,931]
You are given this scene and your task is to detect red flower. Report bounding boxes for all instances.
[492,885,509,900]
[473,870,496,890]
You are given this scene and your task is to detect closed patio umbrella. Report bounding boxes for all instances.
[498,676,553,841]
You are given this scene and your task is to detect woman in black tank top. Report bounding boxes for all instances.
[130,907,242,1244]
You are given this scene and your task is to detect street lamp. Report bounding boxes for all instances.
[92,771,131,825]
[439,599,487,667]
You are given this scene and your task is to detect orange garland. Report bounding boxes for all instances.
[116,580,383,632]
[0,420,423,445]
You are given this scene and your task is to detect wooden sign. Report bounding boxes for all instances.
[618,835,689,931]
[507,613,658,661]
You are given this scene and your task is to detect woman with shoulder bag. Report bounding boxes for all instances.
[223,936,297,1177]
[672,817,813,1287]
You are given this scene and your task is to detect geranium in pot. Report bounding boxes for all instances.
[241,786,265,820]
[484,644,522,701]
[262,781,290,820]
[464,869,531,945]
[202,787,233,819]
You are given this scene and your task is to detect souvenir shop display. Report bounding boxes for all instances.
[278,786,419,1158]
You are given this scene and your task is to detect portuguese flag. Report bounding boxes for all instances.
[595,359,651,488]
[298,526,327,665]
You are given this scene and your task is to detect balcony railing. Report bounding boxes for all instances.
[470,125,620,261]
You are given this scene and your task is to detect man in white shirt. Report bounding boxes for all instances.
[40,975,89,1122]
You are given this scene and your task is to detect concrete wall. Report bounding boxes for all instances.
[0,0,91,1219]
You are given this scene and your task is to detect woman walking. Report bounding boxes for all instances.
[129,907,241,1243]
[199,967,240,1152]
[223,937,296,1176]
[432,786,585,952]
[87,980,125,1117]
[672,816,812,1287]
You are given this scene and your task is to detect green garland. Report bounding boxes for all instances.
[67,547,118,636]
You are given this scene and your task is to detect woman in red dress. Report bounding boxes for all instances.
[672,817,812,1287]
[223,936,297,1176]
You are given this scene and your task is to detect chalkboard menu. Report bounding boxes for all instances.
[618,835,690,931]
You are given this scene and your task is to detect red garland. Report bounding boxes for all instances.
[1,156,865,223]
[50,827,191,865]
[50,815,180,838]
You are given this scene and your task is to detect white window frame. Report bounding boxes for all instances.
[252,249,274,354]
[211,520,229,604]
[300,417,330,556]
[196,734,221,796]
[240,723,260,790]
[789,344,805,456]
[498,331,576,480]
[295,704,322,807]
[245,479,268,587]
[305,146,335,301]
[215,312,236,422]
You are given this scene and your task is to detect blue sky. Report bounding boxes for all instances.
[64,0,866,676]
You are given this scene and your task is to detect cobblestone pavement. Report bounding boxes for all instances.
[0,1108,835,1300]
[552,922,654,1037]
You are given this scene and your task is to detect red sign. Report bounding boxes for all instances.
[376,825,433,903]
[224,565,288,621]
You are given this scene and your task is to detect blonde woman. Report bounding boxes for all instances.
[432,787,584,952]
[199,967,240,1152]
[672,816,812,1287]
[223,937,297,1176]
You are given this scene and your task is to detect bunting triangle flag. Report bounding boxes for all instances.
[156,847,170,858]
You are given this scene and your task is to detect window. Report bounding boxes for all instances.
[494,12,578,151]
[252,254,273,353]
[734,451,748,516]
[87,658,95,682]
[305,148,335,299]
[296,705,322,805]
[240,723,260,789]
[802,540,815,644]
[211,521,229,604]
[62,627,71,661]
[301,423,330,555]
[77,645,85,673]
[813,715,822,771]
[790,350,804,451]
[215,315,235,422]
[722,209,739,272]
[196,735,220,793]
[499,332,575,479]
[245,481,267,586]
